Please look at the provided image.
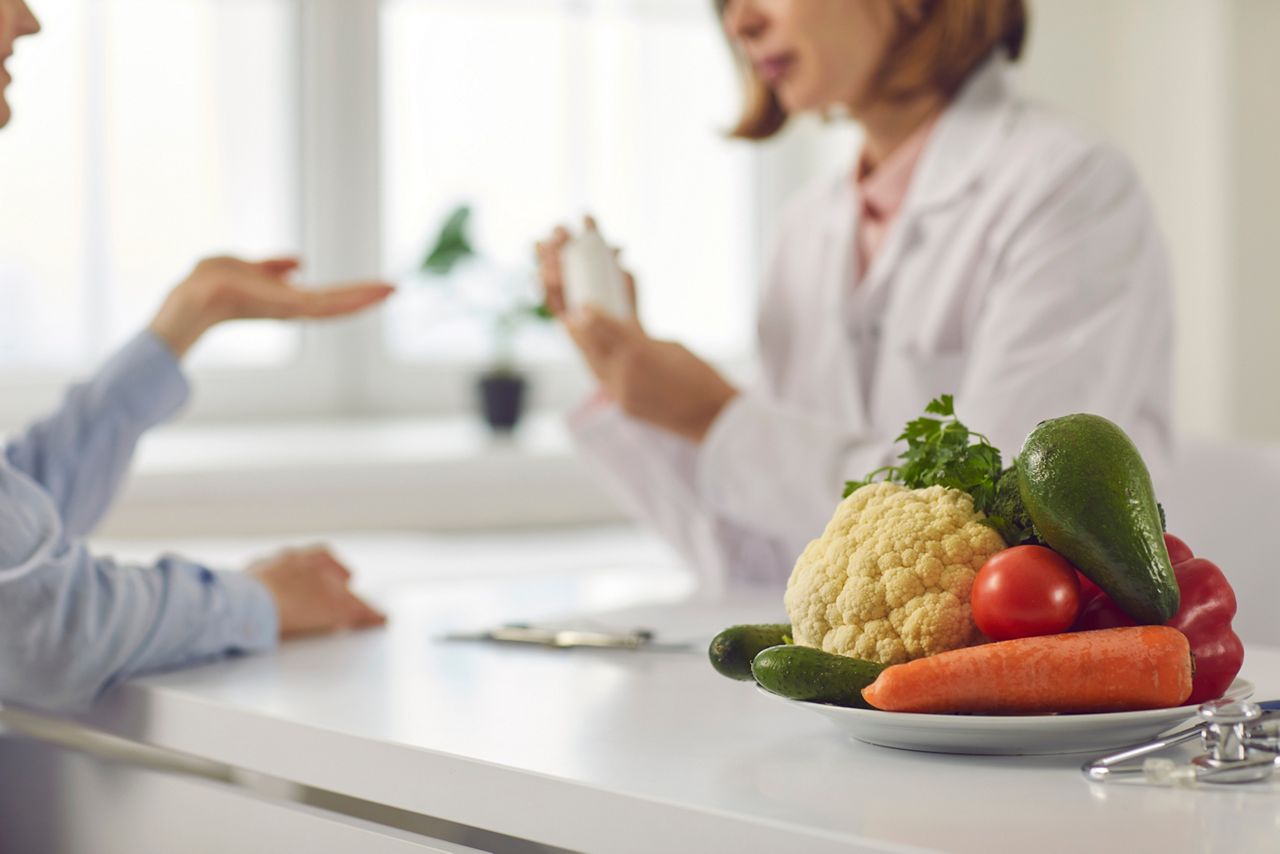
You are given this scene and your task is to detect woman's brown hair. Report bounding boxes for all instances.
[716,0,1028,140]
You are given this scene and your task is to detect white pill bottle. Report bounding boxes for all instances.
[559,226,632,319]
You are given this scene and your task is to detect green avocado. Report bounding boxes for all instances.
[1016,414,1178,624]
[751,645,887,708]
[708,624,792,681]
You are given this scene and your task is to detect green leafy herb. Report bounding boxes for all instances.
[844,395,1044,544]
[844,395,1004,513]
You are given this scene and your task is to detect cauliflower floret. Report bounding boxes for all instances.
[784,482,1007,665]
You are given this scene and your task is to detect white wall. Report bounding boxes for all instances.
[1017,0,1238,439]
[1228,0,1280,441]
[1010,0,1280,442]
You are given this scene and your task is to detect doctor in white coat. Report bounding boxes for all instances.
[537,0,1172,590]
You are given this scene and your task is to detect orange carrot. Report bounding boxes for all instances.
[861,626,1193,714]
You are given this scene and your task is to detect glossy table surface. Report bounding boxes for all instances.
[53,531,1280,853]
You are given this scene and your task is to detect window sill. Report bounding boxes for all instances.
[101,412,624,538]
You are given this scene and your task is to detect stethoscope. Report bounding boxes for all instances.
[1084,698,1280,787]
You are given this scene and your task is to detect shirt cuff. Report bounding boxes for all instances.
[209,569,280,653]
[91,331,191,430]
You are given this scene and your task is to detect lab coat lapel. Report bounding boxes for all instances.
[860,55,1017,299]
[859,204,918,302]
[816,178,871,432]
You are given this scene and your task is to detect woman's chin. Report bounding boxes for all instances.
[775,83,832,117]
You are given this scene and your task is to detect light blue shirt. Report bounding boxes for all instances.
[0,332,278,713]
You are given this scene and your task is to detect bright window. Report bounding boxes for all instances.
[379,0,756,365]
[0,0,299,371]
[1,0,772,425]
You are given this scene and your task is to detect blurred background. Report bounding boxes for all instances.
[0,0,1276,540]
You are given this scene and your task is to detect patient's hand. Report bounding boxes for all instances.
[149,256,395,358]
[249,546,387,639]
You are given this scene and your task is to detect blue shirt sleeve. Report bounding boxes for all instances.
[0,335,279,713]
[5,331,190,539]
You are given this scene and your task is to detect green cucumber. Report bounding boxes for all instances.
[708,624,792,681]
[751,645,887,708]
[1017,413,1178,624]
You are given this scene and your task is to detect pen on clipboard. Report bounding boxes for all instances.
[442,623,692,652]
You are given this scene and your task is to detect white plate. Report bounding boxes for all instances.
[758,678,1256,756]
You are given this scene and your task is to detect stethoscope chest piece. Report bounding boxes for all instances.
[1084,698,1280,787]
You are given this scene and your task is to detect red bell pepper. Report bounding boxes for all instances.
[1073,533,1244,705]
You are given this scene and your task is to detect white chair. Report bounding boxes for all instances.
[1159,437,1280,648]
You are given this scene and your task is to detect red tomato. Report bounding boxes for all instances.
[971,546,1083,641]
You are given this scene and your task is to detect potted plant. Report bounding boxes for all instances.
[419,204,552,432]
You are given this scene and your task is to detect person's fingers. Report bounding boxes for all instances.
[349,595,387,628]
[564,308,605,357]
[567,305,633,362]
[255,257,302,278]
[316,551,353,582]
[535,240,568,318]
[542,283,566,318]
[217,271,394,321]
[536,240,563,283]
[292,283,397,318]
[332,585,384,628]
[545,288,566,319]
[562,320,605,381]
[622,271,641,323]
[295,550,378,628]
[578,304,631,336]
[562,309,619,386]
[538,225,570,253]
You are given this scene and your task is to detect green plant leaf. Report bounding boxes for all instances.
[421,204,477,275]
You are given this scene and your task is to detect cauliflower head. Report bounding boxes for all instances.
[784,482,1007,665]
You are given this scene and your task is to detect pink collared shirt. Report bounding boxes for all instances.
[855,114,940,279]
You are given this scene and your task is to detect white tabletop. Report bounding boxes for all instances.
[64,531,1280,854]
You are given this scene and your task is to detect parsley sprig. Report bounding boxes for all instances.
[843,395,1004,516]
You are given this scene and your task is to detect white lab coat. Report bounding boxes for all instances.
[571,56,1173,592]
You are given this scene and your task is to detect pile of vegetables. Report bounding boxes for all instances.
[710,397,1245,715]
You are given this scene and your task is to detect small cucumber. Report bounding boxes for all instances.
[752,645,887,708]
[708,624,792,681]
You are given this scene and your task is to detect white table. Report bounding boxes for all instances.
[2,531,1278,854]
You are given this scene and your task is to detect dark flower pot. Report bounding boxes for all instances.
[477,370,526,432]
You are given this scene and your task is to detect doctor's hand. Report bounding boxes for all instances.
[534,219,638,319]
[566,307,738,443]
[149,256,396,359]
[249,546,387,640]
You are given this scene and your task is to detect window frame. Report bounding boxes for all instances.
[0,0,812,430]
